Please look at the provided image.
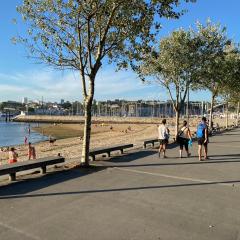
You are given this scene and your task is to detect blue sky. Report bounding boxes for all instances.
[0,0,240,103]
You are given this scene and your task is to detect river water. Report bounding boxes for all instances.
[0,119,48,147]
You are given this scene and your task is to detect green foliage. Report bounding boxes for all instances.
[139,28,200,112]
[16,0,195,75]
[192,20,230,97]
[219,44,240,103]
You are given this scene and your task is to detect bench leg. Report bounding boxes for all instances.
[41,166,47,174]
[120,149,124,154]
[143,144,146,149]
[90,155,95,161]
[107,152,111,157]
[9,173,16,181]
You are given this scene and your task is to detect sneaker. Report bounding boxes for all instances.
[187,153,191,157]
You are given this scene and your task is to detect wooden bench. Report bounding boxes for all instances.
[143,139,159,149]
[0,156,65,181]
[89,144,133,161]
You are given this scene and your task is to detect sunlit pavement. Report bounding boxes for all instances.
[0,128,240,240]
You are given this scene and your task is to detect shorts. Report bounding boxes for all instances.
[178,137,189,151]
[197,138,208,146]
[159,139,168,145]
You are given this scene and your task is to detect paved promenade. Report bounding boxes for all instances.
[0,128,240,240]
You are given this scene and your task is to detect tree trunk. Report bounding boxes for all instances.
[236,101,240,127]
[81,98,93,166]
[175,109,180,137]
[81,78,95,166]
[225,102,229,129]
[209,93,215,130]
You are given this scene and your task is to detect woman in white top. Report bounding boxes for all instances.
[158,119,169,158]
[177,120,192,158]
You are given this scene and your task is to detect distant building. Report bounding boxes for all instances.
[22,97,28,104]
[60,99,65,105]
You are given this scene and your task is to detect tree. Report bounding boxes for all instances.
[17,0,195,166]
[193,20,231,129]
[139,29,200,135]
[219,44,240,127]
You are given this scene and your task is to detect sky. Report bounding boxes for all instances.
[0,0,240,103]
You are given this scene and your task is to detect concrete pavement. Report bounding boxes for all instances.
[0,128,240,240]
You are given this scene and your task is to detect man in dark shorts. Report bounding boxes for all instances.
[196,117,209,161]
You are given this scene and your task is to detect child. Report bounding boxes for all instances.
[28,142,36,160]
[8,147,18,164]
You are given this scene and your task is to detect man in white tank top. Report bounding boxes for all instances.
[158,119,169,158]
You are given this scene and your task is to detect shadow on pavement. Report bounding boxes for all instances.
[0,166,106,197]
[102,151,240,168]
[105,159,240,168]
[1,178,239,200]
[105,150,157,163]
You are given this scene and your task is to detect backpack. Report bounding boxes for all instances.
[196,123,205,138]
[176,127,187,143]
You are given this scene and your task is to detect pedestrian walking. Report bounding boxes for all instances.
[158,119,170,158]
[196,117,209,161]
[8,147,18,164]
[176,120,192,158]
[28,142,36,160]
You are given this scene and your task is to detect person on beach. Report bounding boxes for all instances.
[177,120,192,158]
[8,147,18,164]
[24,136,28,145]
[196,117,209,161]
[49,136,56,146]
[28,124,31,135]
[158,119,170,158]
[28,142,36,160]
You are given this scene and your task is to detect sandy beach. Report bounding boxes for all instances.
[0,117,236,165]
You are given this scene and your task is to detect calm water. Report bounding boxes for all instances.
[0,120,48,147]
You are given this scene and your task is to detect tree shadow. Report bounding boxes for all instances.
[1,178,239,200]
[104,159,240,168]
[0,166,106,197]
[103,150,157,163]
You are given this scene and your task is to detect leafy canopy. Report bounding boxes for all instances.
[139,27,200,111]
[16,0,196,76]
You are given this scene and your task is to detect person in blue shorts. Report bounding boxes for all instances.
[196,117,209,161]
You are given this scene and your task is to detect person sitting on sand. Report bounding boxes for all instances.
[8,147,18,164]
[49,136,56,146]
[28,142,36,160]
